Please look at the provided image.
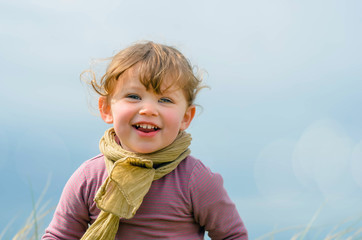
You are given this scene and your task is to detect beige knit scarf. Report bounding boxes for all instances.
[81,127,192,240]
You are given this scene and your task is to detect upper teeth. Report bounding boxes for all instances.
[136,124,158,129]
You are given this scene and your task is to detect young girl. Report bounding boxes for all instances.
[42,41,248,239]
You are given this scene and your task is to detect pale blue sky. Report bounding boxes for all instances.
[1,0,362,238]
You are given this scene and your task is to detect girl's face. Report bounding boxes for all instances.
[99,66,195,154]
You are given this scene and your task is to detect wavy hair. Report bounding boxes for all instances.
[84,41,205,106]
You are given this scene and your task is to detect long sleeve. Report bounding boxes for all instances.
[42,155,248,239]
[189,160,248,240]
[42,163,91,239]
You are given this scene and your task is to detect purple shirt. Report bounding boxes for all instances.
[42,155,248,239]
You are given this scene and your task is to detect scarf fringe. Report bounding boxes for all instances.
[80,212,119,240]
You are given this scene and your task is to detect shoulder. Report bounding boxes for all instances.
[181,155,222,182]
[152,155,214,199]
[175,155,223,192]
[177,155,211,174]
[79,154,107,173]
[171,155,215,182]
[181,156,225,200]
[72,154,108,190]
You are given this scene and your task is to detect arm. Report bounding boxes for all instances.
[189,161,248,240]
[42,164,91,239]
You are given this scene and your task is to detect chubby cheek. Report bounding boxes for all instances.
[111,104,134,129]
[163,110,185,132]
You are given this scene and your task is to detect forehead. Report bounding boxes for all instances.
[117,65,182,93]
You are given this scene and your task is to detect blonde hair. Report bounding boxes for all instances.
[87,41,204,106]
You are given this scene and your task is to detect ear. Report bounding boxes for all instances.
[180,105,196,131]
[99,96,113,124]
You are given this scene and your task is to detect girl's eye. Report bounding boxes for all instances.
[159,97,173,103]
[126,94,141,100]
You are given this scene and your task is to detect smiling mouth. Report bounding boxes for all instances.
[133,124,160,133]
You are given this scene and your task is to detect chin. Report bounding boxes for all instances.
[140,145,170,154]
[130,146,161,154]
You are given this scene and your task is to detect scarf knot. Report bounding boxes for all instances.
[126,157,153,168]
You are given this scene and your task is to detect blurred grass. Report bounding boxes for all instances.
[256,204,362,240]
[1,177,55,240]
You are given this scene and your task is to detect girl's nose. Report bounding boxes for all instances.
[139,102,158,116]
